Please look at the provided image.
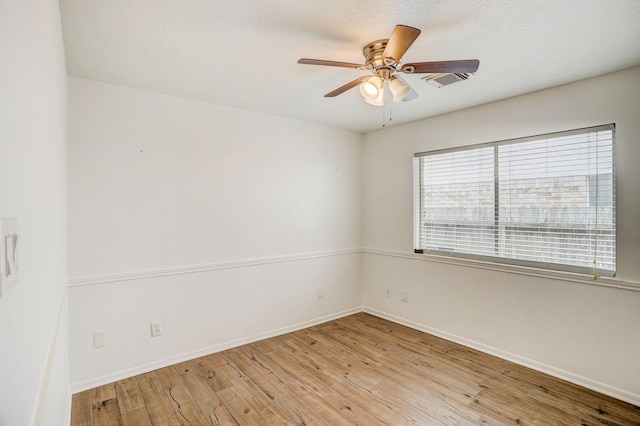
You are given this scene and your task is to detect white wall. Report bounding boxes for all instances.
[362,67,640,404]
[0,1,69,425]
[66,57,640,406]
[67,78,363,388]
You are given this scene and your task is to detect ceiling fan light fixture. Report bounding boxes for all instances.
[297,24,480,108]
[389,76,411,102]
[359,75,382,100]
[364,86,385,106]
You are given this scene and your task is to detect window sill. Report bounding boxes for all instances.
[362,247,640,292]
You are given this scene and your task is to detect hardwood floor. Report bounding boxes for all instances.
[71,313,640,425]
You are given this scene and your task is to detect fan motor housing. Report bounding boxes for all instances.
[362,39,389,68]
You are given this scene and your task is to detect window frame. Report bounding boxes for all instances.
[413,124,616,277]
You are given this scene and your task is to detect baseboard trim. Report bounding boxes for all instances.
[69,248,361,287]
[363,307,640,407]
[69,305,640,407]
[64,390,72,426]
[69,306,364,394]
[31,287,69,425]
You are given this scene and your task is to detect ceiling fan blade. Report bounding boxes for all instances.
[402,88,419,102]
[382,25,421,64]
[401,59,480,74]
[298,58,365,69]
[324,76,370,97]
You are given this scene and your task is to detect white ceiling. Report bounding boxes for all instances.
[59,0,640,134]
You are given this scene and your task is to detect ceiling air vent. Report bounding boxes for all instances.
[422,73,471,88]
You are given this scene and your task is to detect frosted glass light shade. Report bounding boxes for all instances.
[359,76,382,100]
[389,77,411,102]
[364,87,384,106]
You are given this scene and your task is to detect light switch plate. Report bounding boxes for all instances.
[0,218,19,298]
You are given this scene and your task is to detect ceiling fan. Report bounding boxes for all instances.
[297,25,479,106]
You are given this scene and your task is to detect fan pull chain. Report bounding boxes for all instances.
[382,84,392,128]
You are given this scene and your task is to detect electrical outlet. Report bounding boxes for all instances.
[386,287,391,297]
[93,331,106,348]
[401,290,409,302]
[317,288,324,299]
[150,322,163,337]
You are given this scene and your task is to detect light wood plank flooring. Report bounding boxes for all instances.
[71,313,640,425]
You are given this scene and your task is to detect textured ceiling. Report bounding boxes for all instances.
[59,0,640,133]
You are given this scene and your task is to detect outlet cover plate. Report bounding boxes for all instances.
[93,331,106,348]
[151,322,163,337]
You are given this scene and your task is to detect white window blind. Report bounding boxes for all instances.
[414,124,615,276]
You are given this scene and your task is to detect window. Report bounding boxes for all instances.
[413,124,615,277]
